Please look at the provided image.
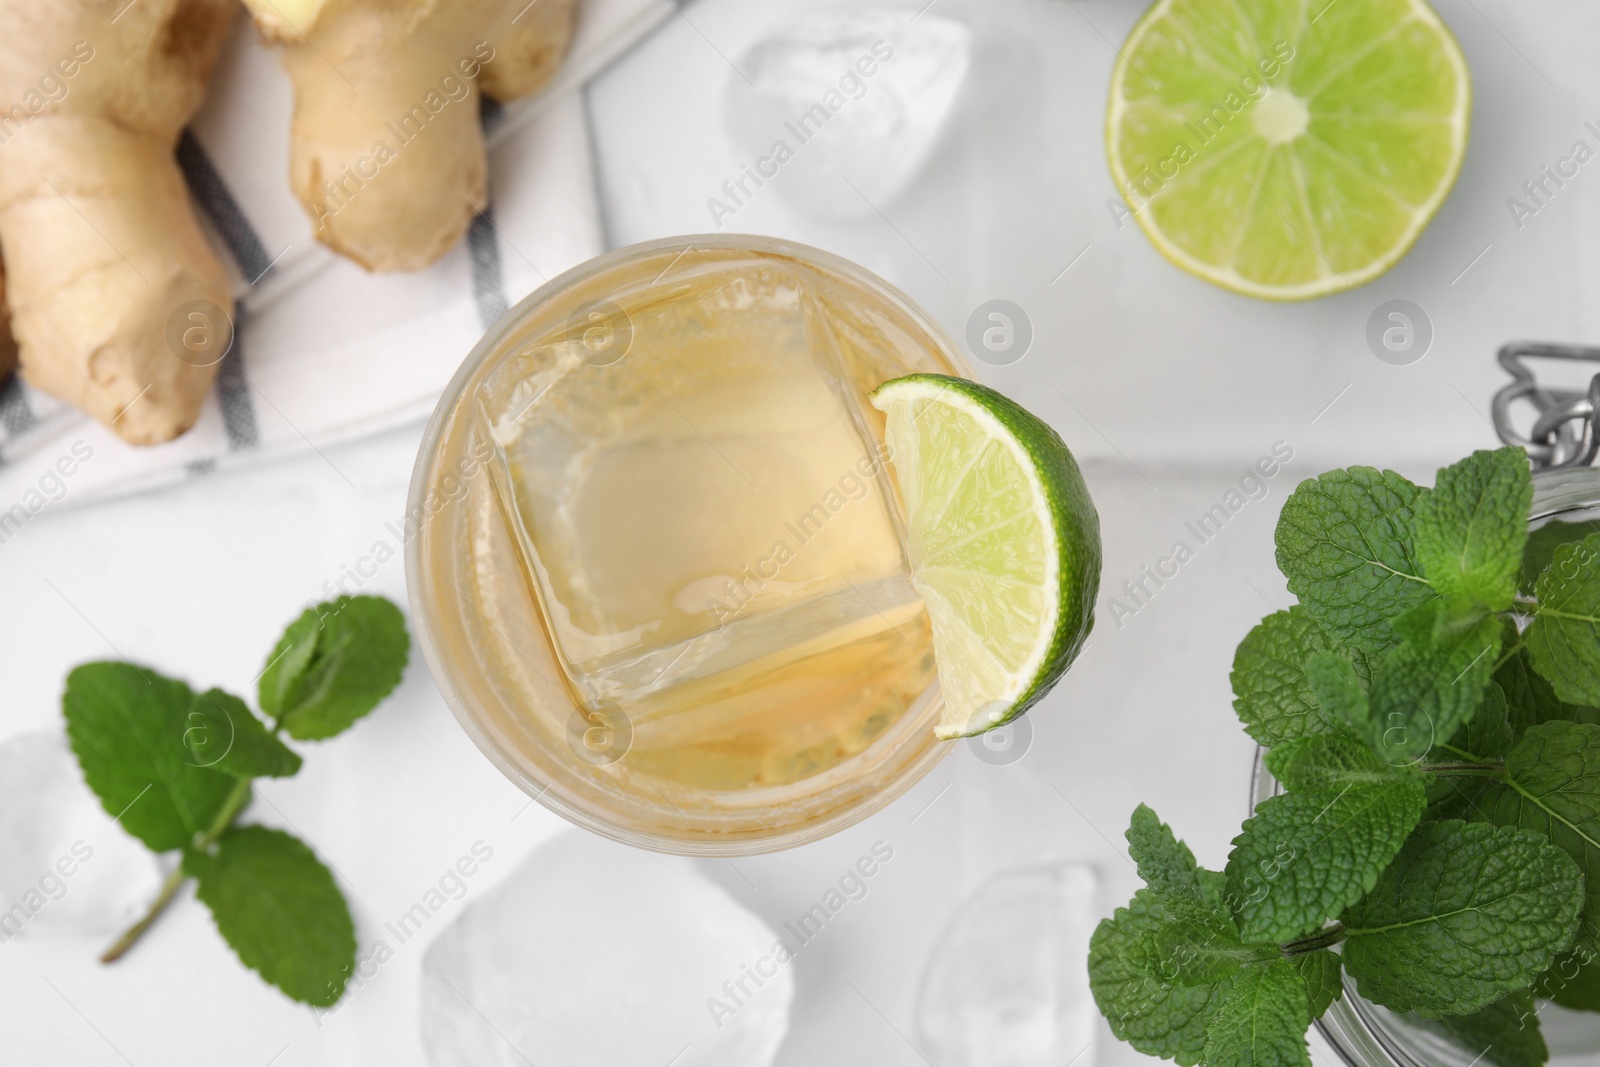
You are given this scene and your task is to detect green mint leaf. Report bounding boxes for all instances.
[1127,805,1221,908]
[1469,721,1600,954]
[1449,681,1514,760]
[1534,949,1600,1012]
[257,610,319,720]
[1292,950,1343,1022]
[1301,652,1369,735]
[1231,609,1371,745]
[1523,518,1600,594]
[1225,766,1425,943]
[184,825,356,1007]
[1526,534,1600,706]
[1411,991,1547,1067]
[1275,467,1433,653]
[1366,601,1501,764]
[1122,808,1252,984]
[1431,595,1495,641]
[1089,889,1236,1066]
[1127,803,1201,887]
[1139,917,1270,987]
[1422,684,1512,819]
[259,596,409,741]
[1390,594,1493,650]
[1201,959,1311,1067]
[1425,778,1486,824]
[1387,598,1440,647]
[63,663,236,852]
[1341,819,1585,1017]
[1413,447,1532,611]
[1265,732,1418,794]
[1497,642,1600,734]
[184,689,302,779]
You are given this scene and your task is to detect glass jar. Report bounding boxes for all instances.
[1250,467,1600,1065]
[405,235,973,855]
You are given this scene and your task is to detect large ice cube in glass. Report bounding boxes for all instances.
[478,260,928,774]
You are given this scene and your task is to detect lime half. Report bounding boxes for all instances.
[871,375,1101,739]
[1107,0,1470,300]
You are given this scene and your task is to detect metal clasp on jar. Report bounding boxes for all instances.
[1492,342,1600,470]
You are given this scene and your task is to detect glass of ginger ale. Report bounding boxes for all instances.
[407,236,972,853]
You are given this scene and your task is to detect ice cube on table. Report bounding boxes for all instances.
[723,9,972,220]
[419,830,793,1067]
[914,864,1098,1067]
[0,731,162,939]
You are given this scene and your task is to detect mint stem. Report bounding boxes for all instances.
[1491,637,1526,673]
[1282,924,1347,956]
[99,775,254,964]
[1421,760,1507,779]
[201,776,254,842]
[99,866,185,964]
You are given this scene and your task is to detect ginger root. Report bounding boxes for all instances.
[0,0,237,445]
[244,0,576,272]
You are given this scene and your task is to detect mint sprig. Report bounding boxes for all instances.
[66,595,408,1006]
[1092,447,1600,1067]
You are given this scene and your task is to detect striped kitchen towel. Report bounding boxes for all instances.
[0,0,671,506]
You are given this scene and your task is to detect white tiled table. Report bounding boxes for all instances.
[5,0,1600,1063]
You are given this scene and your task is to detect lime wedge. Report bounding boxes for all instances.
[1107,0,1470,300]
[871,375,1101,739]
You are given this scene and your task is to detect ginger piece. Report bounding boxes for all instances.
[0,0,237,445]
[242,0,575,272]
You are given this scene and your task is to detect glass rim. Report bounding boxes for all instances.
[404,234,974,855]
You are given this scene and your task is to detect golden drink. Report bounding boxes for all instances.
[408,238,969,852]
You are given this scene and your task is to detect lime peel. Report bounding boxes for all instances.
[871,374,1101,739]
